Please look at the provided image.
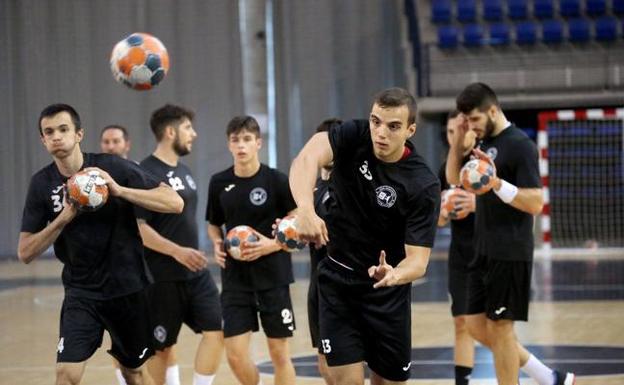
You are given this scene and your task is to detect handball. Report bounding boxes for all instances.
[66,170,109,211]
[225,225,259,260]
[275,215,307,252]
[110,32,170,90]
[460,159,496,195]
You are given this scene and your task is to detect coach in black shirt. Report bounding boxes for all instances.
[18,104,183,385]
[447,83,575,385]
[290,88,440,384]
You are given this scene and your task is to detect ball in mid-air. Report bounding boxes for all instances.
[110,32,169,90]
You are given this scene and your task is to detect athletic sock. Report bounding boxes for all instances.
[115,368,128,385]
[455,365,472,385]
[166,364,181,385]
[520,354,555,385]
[192,372,216,385]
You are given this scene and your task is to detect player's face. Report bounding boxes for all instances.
[100,128,130,158]
[369,103,416,162]
[228,129,261,163]
[40,111,83,159]
[464,106,496,140]
[173,118,197,157]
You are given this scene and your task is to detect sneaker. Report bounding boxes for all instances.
[553,370,576,385]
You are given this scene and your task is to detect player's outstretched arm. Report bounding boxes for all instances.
[207,223,227,268]
[137,219,207,272]
[18,198,78,264]
[289,132,333,245]
[369,246,431,288]
[85,167,183,214]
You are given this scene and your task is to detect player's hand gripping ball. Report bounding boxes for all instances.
[275,215,307,252]
[66,170,109,211]
[225,225,259,260]
[442,188,470,220]
[460,158,496,195]
[110,32,170,90]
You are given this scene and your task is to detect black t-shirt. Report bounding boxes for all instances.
[438,160,475,248]
[309,178,331,273]
[20,153,159,299]
[325,119,441,276]
[206,164,296,291]
[475,125,541,261]
[135,155,200,282]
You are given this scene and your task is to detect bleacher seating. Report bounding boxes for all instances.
[585,0,607,16]
[560,0,581,17]
[568,18,591,42]
[431,0,623,48]
[457,0,477,22]
[614,0,624,15]
[595,16,618,40]
[463,24,484,45]
[489,22,511,44]
[543,19,565,43]
[438,25,460,48]
[432,0,452,23]
[534,0,555,19]
[508,0,528,19]
[516,21,538,44]
[484,0,504,21]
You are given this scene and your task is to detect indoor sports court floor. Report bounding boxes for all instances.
[1,249,623,385]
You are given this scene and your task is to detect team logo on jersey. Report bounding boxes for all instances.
[249,187,267,206]
[486,147,498,160]
[185,174,197,190]
[359,160,373,181]
[376,185,397,208]
[154,325,167,343]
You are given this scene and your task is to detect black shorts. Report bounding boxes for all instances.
[466,254,532,321]
[317,259,412,382]
[307,268,320,348]
[448,240,473,317]
[221,285,295,339]
[57,290,154,368]
[149,271,222,350]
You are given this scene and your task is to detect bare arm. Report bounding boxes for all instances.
[289,132,333,244]
[137,219,207,272]
[207,223,227,268]
[368,245,431,288]
[18,201,78,264]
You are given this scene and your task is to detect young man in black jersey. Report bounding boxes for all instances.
[18,104,184,385]
[308,118,342,385]
[101,124,131,159]
[290,88,440,385]
[438,110,477,385]
[136,104,224,385]
[447,83,575,385]
[206,116,296,385]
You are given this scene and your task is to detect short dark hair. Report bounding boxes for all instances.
[150,104,195,141]
[447,109,461,121]
[315,118,343,134]
[372,87,417,125]
[38,104,81,135]
[100,124,129,141]
[226,115,260,137]
[456,82,499,114]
